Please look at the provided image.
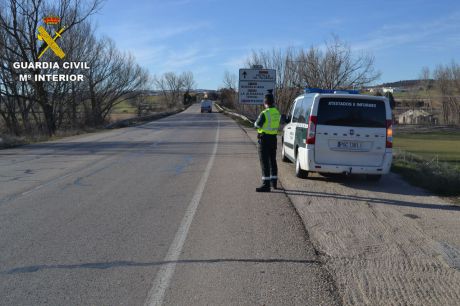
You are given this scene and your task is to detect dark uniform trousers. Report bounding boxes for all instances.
[258,133,277,185]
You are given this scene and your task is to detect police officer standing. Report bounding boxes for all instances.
[254,92,281,192]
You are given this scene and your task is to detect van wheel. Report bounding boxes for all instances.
[295,154,308,178]
[366,174,382,181]
[281,144,290,162]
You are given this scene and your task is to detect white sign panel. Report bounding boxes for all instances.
[239,68,276,105]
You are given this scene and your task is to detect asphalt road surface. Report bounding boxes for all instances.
[0,104,339,305]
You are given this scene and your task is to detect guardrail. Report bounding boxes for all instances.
[214,103,254,124]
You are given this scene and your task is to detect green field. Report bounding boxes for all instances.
[112,96,168,114]
[391,89,437,99]
[394,131,460,167]
[392,130,460,198]
[112,100,136,113]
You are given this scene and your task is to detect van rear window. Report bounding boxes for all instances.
[317,98,386,127]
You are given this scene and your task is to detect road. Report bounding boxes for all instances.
[0,104,339,305]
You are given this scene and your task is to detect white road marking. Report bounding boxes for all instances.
[20,172,74,196]
[144,119,220,306]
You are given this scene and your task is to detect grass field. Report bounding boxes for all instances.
[112,100,136,114]
[392,130,460,198]
[393,131,460,168]
[112,96,169,114]
[392,89,438,99]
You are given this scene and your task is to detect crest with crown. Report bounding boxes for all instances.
[43,16,60,25]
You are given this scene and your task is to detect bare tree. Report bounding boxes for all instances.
[153,72,193,109]
[451,61,460,93]
[152,74,168,106]
[434,65,452,95]
[219,70,238,108]
[243,38,379,115]
[245,48,302,114]
[223,70,237,90]
[165,72,184,107]
[0,1,150,134]
[451,62,460,124]
[434,63,460,124]
[0,0,102,135]
[84,36,149,126]
[181,71,196,106]
[181,71,196,93]
[419,66,431,90]
[276,47,302,114]
[297,37,380,90]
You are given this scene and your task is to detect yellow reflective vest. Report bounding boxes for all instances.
[257,107,280,135]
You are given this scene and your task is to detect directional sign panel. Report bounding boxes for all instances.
[239,68,276,105]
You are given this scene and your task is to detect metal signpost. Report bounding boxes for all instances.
[239,68,276,105]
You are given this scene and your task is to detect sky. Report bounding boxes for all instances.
[95,0,460,90]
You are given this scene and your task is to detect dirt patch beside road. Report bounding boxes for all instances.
[281,172,460,305]
[109,113,137,122]
[243,126,460,305]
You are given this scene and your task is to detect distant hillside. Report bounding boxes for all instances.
[376,79,434,88]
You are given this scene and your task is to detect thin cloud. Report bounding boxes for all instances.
[155,46,217,73]
[319,18,345,28]
[353,11,460,52]
[221,54,248,69]
[150,23,210,40]
[151,0,192,6]
[99,21,211,65]
[128,45,168,65]
[105,22,209,44]
[416,33,460,52]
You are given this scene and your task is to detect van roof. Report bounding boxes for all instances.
[304,88,360,94]
[301,93,387,101]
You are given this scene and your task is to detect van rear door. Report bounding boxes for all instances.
[201,100,211,110]
[314,97,387,167]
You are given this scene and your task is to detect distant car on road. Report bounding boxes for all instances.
[200,100,212,113]
[281,89,393,181]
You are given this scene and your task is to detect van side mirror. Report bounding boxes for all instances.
[281,114,290,124]
[280,114,286,124]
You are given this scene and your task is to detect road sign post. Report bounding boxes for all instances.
[239,68,276,105]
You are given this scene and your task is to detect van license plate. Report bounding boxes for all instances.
[337,141,362,150]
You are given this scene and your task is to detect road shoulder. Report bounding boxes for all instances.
[240,123,460,305]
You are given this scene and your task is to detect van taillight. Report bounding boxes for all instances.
[306,116,317,144]
[386,120,393,148]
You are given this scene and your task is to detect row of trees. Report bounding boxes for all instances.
[420,62,460,124]
[0,0,149,136]
[220,39,459,126]
[153,71,196,109]
[220,37,380,116]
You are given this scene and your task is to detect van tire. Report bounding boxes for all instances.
[366,174,382,181]
[295,154,308,178]
[281,143,290,162]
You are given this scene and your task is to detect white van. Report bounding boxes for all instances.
[281,89,393,181]
[200,100,212,113]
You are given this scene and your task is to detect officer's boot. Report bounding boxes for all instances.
[256,181,271,192]
[271,179,278,189]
